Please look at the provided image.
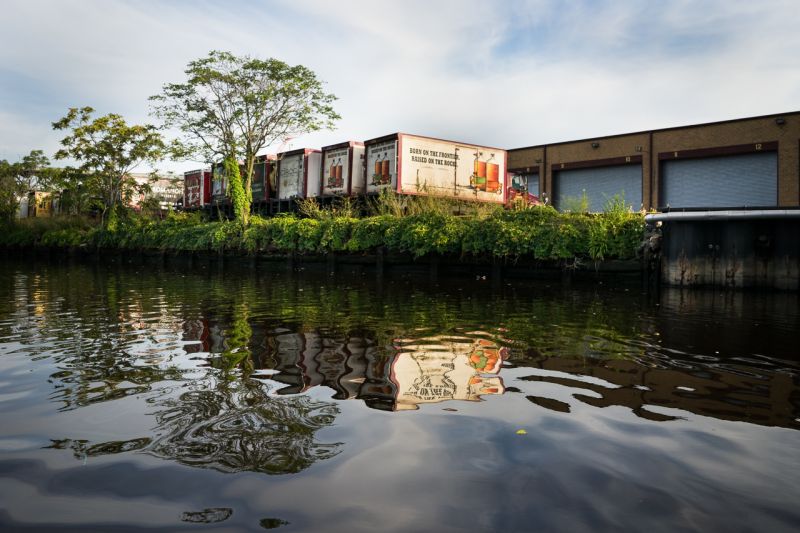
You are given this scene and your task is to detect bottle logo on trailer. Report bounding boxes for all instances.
[327,159,344,189]
[372,154,392,185]
[469,151,502,194]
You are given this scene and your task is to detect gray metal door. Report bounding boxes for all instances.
[527,173,540,196]
[554,164,642,211]
[661,152,777,208]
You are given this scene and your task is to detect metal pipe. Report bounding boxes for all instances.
[645,209,800,222]
[648,131,653,209]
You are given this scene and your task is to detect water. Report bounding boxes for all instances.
[0,257,798,532]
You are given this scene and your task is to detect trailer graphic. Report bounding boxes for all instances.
[365,133,507,203]
[321,141,365,196]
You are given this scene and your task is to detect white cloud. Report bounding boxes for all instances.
[0,0,797,171]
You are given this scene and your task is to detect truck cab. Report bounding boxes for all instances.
[507,172,541,205]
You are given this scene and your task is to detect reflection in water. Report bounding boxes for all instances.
[260,517,291,529]
[148,382,341,475]
[43,373,342,475]
[263,331,507,411]
[1,258,799,531]
[1,264,344,477]
[391,337,505,410]
[181,507,233,524]
[3,259,799,429]
[514,352,799,428]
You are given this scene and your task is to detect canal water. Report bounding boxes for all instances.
[0,257,797,532]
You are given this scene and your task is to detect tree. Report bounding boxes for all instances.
[48,167,96,216]
[0,159,21,222]
[52,107,165,227]
[0,150,52,222]
[17,150,52,191]
[150,50,340,225]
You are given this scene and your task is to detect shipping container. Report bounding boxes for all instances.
[251,154,277,203]
[320,141,366,196]
[183,168,212,209]
[364,133,508,204]
[276,148,322,201]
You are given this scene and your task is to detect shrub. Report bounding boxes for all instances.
[347,215,393,252]
[1,200,645,263]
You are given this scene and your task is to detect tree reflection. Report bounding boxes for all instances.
[44,376,342,475]
[210,301,254,374]
[147,379,341,475]
[0,263,345,476]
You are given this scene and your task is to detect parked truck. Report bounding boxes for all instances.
[363,133,508,204]
[320,141,366,197]
[183,168,212,209]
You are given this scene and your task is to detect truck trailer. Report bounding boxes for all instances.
[275,148,322,205]
[363,133,508,204]
[251,154,277,206]
[320,141,366,197]
[183,168,212,209]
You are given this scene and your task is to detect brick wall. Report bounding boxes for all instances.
[508,112,800,209]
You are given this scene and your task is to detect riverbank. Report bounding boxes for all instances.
[2,206,646,269]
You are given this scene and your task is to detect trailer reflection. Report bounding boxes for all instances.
[257,331,508,411]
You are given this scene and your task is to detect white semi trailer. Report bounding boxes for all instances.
[320,141,366,197]
[276,148,322,200]
[363,133,508,204]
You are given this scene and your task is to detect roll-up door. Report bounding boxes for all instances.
[554,164,642,212]
[527,173,540,197]
[660,152,777,208]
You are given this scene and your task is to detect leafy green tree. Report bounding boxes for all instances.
[0,159,20,222]
[17,150,52,191]
[150,50,340,225]
[0,150,53,222]
[45,166,100,216]
[52,107,165,227]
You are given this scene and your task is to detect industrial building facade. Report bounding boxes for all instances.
[507,111,800,211]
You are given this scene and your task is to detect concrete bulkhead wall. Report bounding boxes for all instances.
[508,111,800,210]
[660,218,800,290]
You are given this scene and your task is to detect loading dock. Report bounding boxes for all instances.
[553,160,643,211]
[659,145,778,209]
[508,111,798,210]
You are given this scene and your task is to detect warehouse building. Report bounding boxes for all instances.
[507,111,800,211]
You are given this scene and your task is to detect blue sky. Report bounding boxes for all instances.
[1,0,798,171]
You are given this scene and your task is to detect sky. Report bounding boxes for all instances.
[1,0,798,172]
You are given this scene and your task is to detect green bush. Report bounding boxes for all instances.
[319,217,355,252]
[0,216,95,247]
[40,227,88,247]
[1,201,645,263]
[347,215,392,252]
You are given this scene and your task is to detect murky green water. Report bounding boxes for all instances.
[0,257,798,532]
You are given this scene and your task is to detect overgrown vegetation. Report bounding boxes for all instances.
[1,192,645,264]
[0,150,57,222]
[52,107,166,227]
